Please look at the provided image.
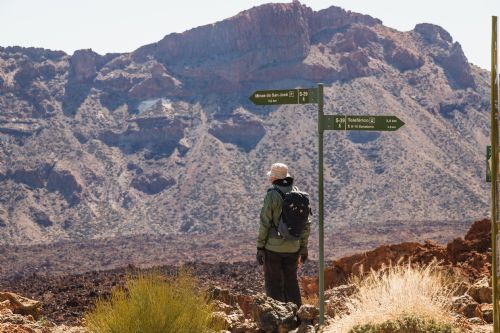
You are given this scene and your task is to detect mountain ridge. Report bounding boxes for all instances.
[0,1,491,248]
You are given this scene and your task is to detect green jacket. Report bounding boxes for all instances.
[256,179,311,253]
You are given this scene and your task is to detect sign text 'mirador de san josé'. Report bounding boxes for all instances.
[249,88,318,105]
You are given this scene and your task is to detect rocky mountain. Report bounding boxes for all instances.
[0,2,491,255]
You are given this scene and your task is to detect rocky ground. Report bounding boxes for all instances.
[318,218,492,291]
[0,261,315,326]
[0,219,495,332]
[0,218,472,281]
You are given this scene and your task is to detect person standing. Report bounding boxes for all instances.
[256,162,311,307]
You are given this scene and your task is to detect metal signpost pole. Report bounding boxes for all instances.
[317,83,325,325]
[491,15,499,333]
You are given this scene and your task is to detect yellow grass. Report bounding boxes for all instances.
[303,293,319,307]
[325,261,456,333]
[84,269,225,333]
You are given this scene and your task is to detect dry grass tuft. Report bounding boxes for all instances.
[303,293,319,307]
[325,260,456,333]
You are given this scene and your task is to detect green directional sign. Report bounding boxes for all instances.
[249,88,318,105]
[322,115,405,131]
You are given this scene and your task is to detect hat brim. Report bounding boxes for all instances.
[267,171,291,179]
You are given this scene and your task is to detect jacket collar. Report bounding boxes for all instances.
[272,176,294,187]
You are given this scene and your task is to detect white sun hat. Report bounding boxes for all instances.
[266,162,291,179]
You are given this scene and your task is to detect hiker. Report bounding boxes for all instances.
[256,162,311,307]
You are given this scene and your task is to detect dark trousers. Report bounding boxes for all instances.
[264,249,301,307]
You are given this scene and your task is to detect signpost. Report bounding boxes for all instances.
[490,15,499,333]
[249,84,404,326]
[249,88,318,105]
[322,115,405,131]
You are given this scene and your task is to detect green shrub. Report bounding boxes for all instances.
[85,269,225,333]
[348,314,453,333]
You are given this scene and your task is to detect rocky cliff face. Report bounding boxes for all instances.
[0,1,491,247]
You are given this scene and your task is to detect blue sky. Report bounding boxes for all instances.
[0,0,498,69]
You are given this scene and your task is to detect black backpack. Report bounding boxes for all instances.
[269,187,310,241]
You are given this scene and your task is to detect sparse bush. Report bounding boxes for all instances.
[85,269,225,333]
[327,261,456,333]
[349,315,453,333]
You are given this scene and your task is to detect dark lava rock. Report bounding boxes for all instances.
[30,208,53,227]
[37,62,57,80]
[128,74,179,100]
[131,172,175,194]
[435,42,476,89]
[339,50,372,79]
[384,41,424,71]
[249,293,298,332]
[69,49,98,83]
[14,61,40,88]
[47,166,83,206]
[414,23,453,46]
[4,163,83,205]
[331,25,379,53]
[6,165,52,189]
[99,115,189,158]
[62,219,73,230]
[209,110,265,152]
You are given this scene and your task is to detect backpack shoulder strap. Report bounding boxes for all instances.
[273,186,286,200]
[267,186,285,200]
[266,186,285,232]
